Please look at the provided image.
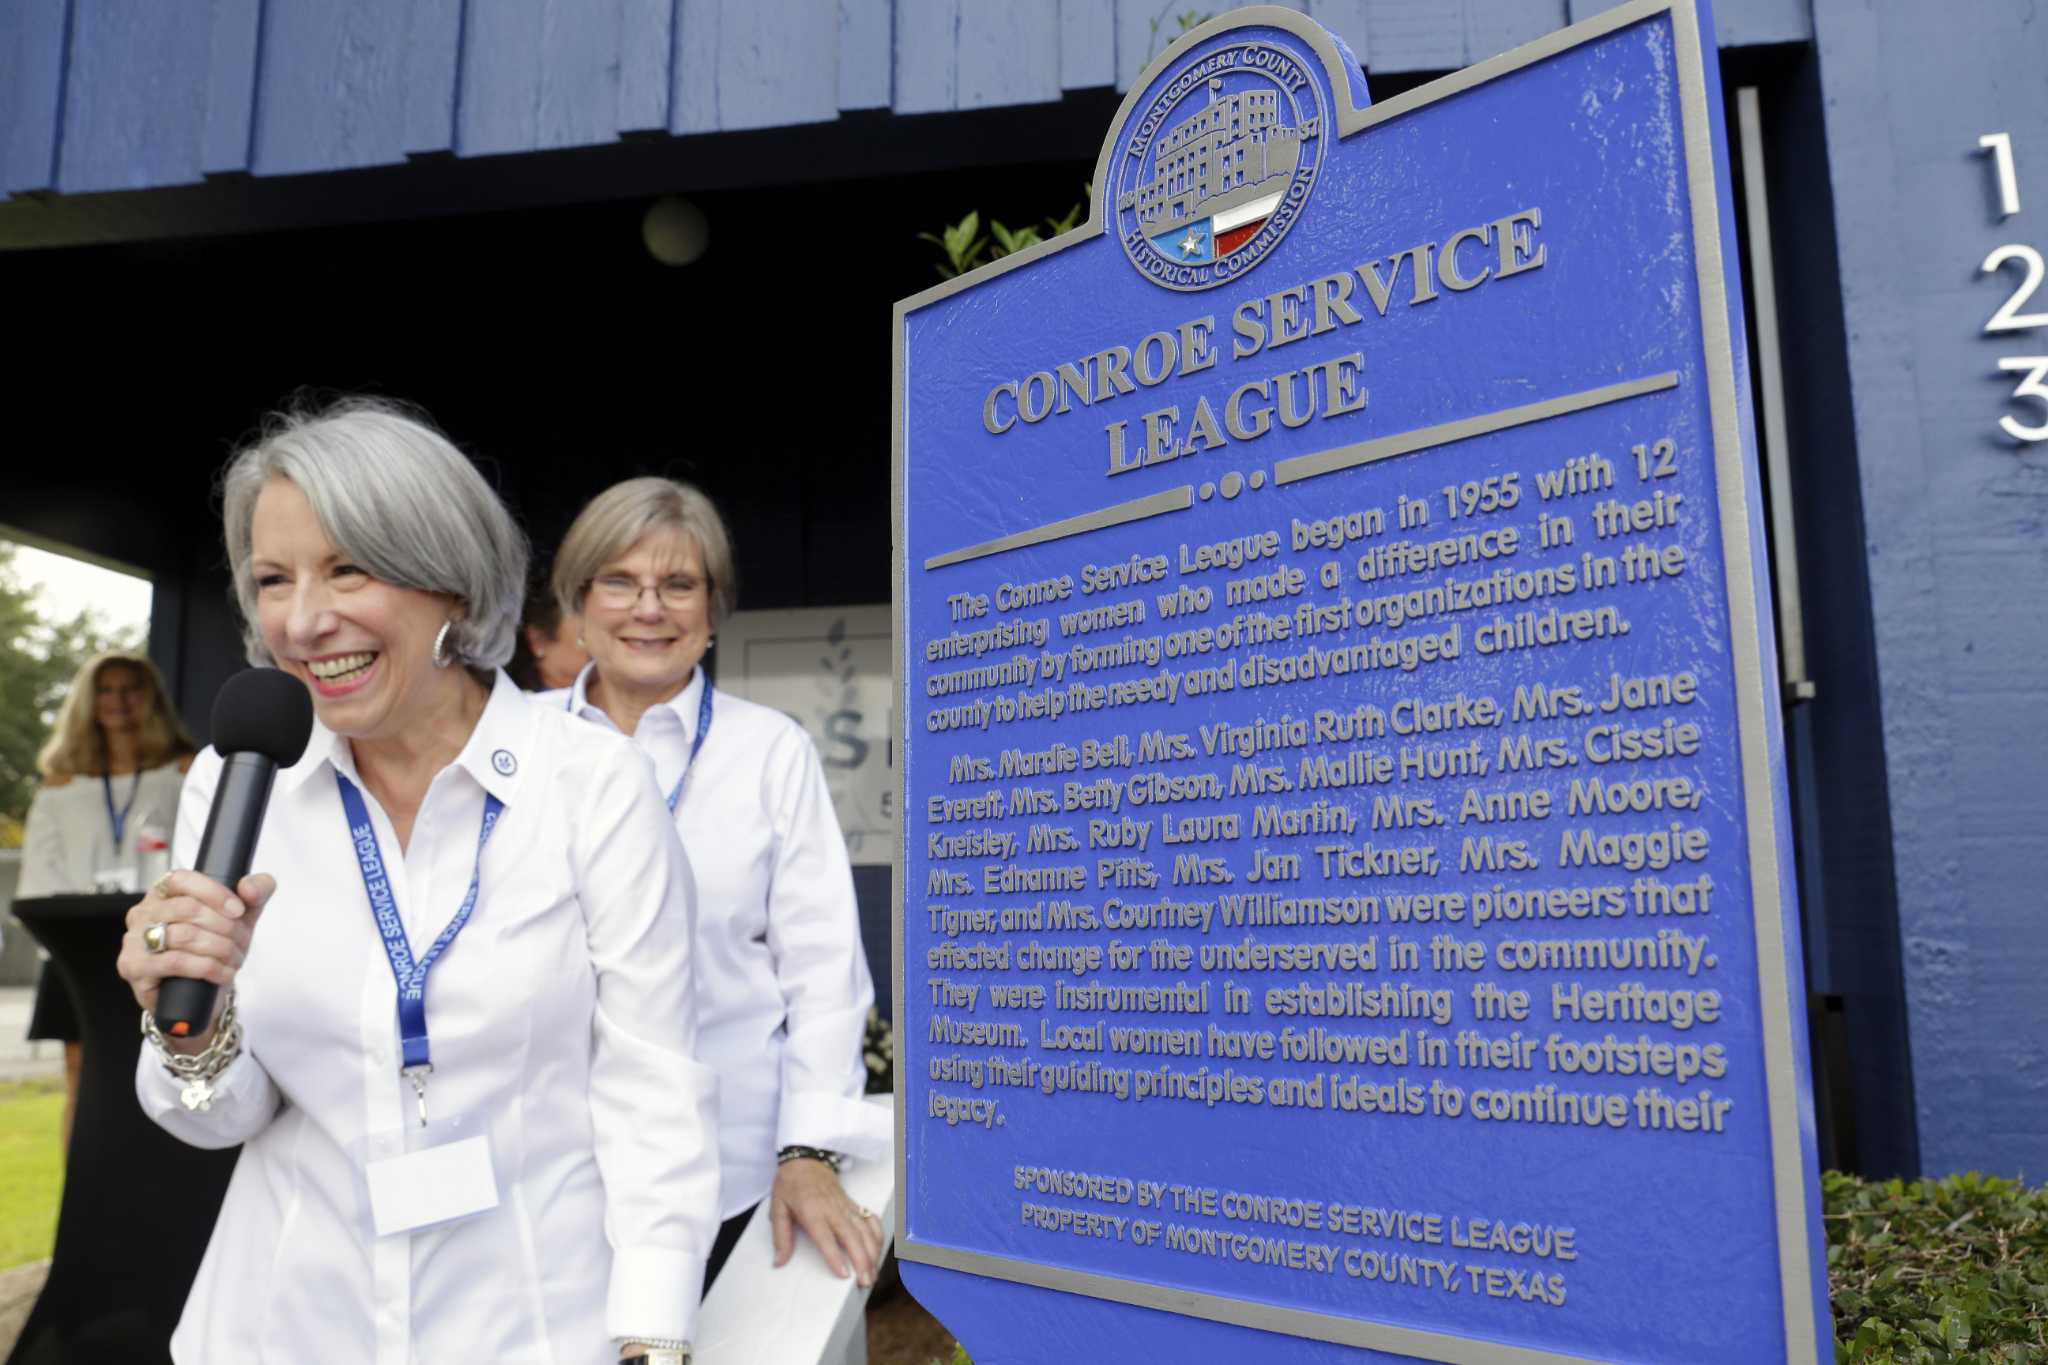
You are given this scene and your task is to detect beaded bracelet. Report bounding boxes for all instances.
[777,1144,848,1172]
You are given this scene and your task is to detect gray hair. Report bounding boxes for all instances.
[552,477,738,627]
[220,397,530,670]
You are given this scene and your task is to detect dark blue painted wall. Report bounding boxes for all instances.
[1808,0,2048,1180]
[1,0,1811,201]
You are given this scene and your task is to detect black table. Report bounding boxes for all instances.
[7,895,237,1365]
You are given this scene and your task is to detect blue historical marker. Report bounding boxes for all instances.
[892,3,1828,1361]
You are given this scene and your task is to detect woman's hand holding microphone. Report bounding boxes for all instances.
[118,870,276,1052]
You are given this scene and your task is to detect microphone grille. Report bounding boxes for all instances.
[209,668,316,765]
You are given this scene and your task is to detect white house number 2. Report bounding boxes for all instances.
[1979,133,2048,442]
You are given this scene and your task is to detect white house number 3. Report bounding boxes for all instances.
[1979,133,2048,442]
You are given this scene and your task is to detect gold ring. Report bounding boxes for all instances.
[143,922,170,954]
[151,872,176,899]
[856,1206,877,1222]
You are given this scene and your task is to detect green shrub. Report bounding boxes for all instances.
[1826,1169,2046,1362]
[915,203,1086,280]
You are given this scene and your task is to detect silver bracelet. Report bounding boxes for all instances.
[141,990,242,1113]
[617,1337,691,1361]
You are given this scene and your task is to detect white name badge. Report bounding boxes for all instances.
[362,1121,500,1238]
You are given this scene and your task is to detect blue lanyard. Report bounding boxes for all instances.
[102,770,142,850]
[567,676,714,813]
[335,772,502,1080]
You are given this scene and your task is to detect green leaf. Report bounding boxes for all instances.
[947,211,980,254]
[990,219,1043,257]
[916,211,989,275]
[1937,1306,1970,1352]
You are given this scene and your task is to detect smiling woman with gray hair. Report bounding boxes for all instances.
[114,398,719,1365]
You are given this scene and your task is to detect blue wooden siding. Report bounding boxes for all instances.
[0,0,1812,200]
[200,0,260,175]
[0,0,70,195]
[250,0,416,176]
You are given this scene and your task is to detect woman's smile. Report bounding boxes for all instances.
[303,651,382,697]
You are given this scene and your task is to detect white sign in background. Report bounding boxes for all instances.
[714,606,896,866]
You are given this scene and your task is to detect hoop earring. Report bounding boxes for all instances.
[432,620,455,669]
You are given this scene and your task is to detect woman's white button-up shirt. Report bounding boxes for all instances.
[546,665,884,1217]
[136,672,720,1364]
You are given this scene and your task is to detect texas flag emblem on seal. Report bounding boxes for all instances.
[1115,41,1325,291]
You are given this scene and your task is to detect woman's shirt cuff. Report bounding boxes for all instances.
[607,1244,705,1344]
[134,1041,277,1149]
[776,1090,891,1163]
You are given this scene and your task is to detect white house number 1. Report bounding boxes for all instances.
[1979,133,2048,442]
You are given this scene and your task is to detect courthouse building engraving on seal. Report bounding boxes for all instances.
[1115,41,1324,291]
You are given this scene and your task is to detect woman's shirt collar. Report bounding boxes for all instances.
[565,661,706,744]
[274,668,536,807]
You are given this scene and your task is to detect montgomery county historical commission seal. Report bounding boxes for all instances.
[1114,39,1325,292]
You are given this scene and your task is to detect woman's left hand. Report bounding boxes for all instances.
[769,1158,884,1287]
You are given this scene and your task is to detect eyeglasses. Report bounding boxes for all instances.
[588,573,706,610]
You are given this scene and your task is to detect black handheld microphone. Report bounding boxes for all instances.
[156,669,314,1038]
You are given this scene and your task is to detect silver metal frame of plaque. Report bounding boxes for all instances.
[889,3,1822,1361]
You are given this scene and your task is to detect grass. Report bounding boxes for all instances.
[0,1079,62,1271]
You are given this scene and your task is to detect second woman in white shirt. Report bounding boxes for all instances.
[542,477,887,1291]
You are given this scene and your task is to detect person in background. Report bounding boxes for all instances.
[19,650,197,1147]
[544,477,886,1294]
[506,573,588,691]
[114,399,717,1365]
